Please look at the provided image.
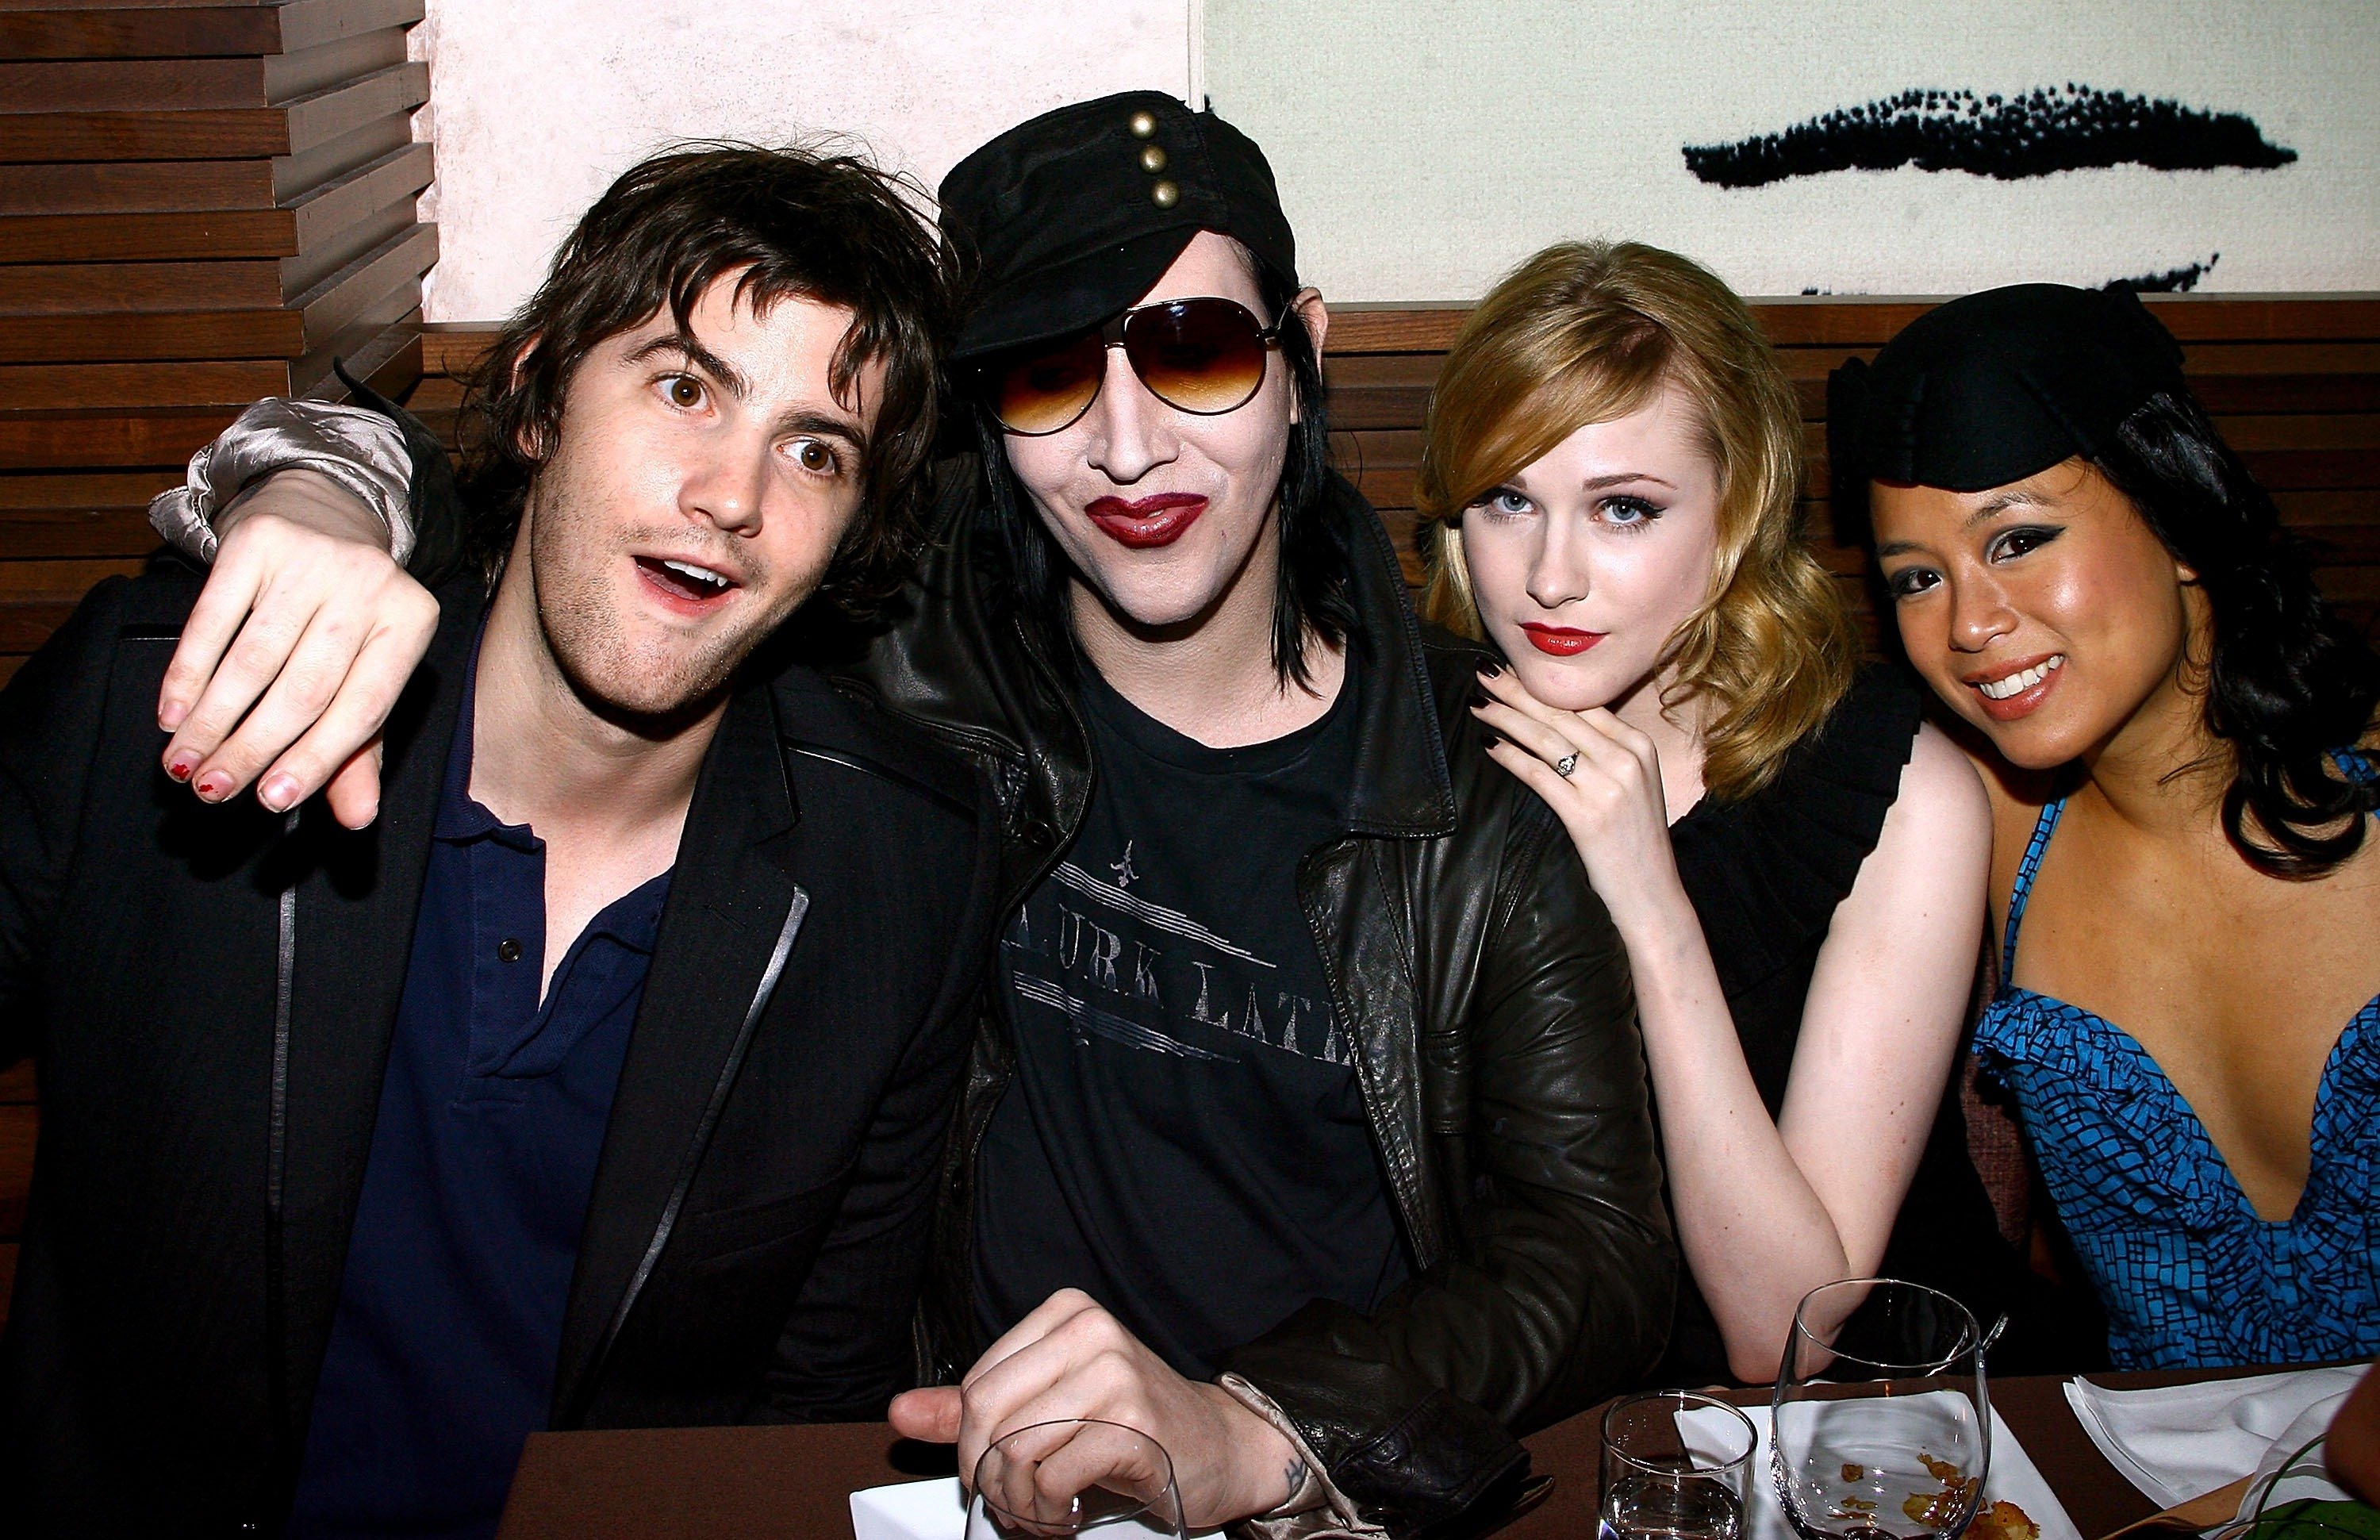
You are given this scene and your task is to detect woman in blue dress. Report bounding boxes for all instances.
[1841,283,2380,1369]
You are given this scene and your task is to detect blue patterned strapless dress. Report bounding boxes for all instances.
[1972,789,2380,1369]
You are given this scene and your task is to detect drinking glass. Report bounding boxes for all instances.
[1772,1279,1991,1540]
[1601,1389,1758,1540]
[964,1420,1188,1540]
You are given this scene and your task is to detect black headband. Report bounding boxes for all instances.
[1832,283,2189,493]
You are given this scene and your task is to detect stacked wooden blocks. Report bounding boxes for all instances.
[0,0,436,689]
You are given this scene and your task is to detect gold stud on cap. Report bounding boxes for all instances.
[1150,179,1180,209]
[1128,109,1157,139]
[1139,144,1167,174]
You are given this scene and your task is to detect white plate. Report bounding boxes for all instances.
[1677,1395,2083,1540]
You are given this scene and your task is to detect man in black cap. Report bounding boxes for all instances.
[126,94,1675,1536]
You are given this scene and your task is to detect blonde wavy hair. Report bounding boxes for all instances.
[1416,240,1856,803]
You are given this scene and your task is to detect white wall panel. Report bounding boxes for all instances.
[413,1,1196,321]
[1203,0,2379,301]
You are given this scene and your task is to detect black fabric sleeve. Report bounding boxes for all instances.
[748,976,980,1421]
[752,770,1002,1422]
[341,373,466,588]
[0,578,134,1067]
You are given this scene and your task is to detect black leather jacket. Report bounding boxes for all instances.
[831,460,1676,1537]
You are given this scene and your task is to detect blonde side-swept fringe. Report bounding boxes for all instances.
[1415,241,1856,805]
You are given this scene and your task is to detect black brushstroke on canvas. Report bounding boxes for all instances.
[2105,253,2221,293]
[1685,85,2296,188]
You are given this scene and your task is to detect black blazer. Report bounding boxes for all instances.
[0,560,1000,1534]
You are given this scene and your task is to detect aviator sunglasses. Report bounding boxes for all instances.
[983,296,1289,436]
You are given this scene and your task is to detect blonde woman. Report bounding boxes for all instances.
[1420,243,2006,1383]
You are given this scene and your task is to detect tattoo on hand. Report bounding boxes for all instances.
[1283,1457,1308,1507]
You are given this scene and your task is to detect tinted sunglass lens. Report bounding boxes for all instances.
[1128,300,1268,414]
[992,332,1105,434]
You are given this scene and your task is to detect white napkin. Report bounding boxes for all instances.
[2231,1387,2360,1523]
[848,1478,1192,1540]
[2064,1366,2371,1510]
[851,1476,967,1540]
[1677,1396,2082,1540]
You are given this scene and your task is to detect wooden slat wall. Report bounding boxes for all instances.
[0,0,436,695]
[0,298,2372,1320]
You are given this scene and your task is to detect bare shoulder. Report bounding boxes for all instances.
[1892,721,1992,838]
[1860,722,1992,894]
[1841,721,1991,934]
[1921,712,2061,903]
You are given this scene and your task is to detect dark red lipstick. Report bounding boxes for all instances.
[1085,493,1207,549]
[1518,623,1605,657]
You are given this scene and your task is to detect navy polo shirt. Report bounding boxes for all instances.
[288,670,673,1540]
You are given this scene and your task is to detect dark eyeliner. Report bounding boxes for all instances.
[1990,522,2063,560]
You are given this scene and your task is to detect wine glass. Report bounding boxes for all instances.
[1772,1279,1991,1540]
[965,1420,1188,1540]
[1601,1389,1758,1540]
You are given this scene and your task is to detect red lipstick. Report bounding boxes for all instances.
[1086,493,1207,549]
[1518,623,1605,657]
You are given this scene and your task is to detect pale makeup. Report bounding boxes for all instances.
[1002,230,1317,638]
[1870,459,2199,770]
[1457,384,1722,729]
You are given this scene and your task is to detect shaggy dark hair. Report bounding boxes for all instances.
[2095,390,2380,876]
[457,142,948,617]
[968,244,1356,690]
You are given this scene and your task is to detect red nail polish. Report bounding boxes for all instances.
[165,755,196,782]
[194,772,229,800]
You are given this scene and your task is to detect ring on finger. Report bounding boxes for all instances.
[1555,751,1579,778]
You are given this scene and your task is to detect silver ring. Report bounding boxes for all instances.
[1554,752,1579,778]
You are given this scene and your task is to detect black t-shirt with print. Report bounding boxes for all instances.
[973,655,1411,1377]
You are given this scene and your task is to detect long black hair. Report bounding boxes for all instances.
[970,244,1356,690]
[2094,390,2380,877]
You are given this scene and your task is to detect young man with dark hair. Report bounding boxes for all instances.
[121,94,1674,1538]
[0,145,997,1537]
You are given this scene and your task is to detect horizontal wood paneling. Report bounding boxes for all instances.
[0,27,409,109]
[0,305,305,360]
[0,206,298,262]
[0,0,420,62]
[0,401,244,467]
[0,156,276,213]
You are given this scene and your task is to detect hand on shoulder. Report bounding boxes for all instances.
[156,469,434,829]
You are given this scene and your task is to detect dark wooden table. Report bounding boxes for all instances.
[494,1372,2236,1540]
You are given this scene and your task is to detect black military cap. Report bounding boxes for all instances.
[1833,283,2189,493]
[939,90,1299,362]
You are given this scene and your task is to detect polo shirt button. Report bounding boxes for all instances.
[497,938,523,962]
